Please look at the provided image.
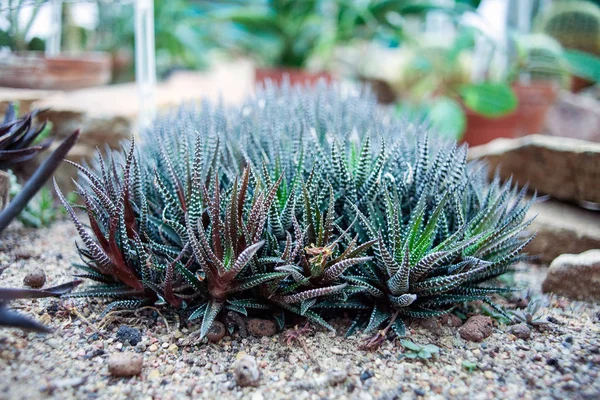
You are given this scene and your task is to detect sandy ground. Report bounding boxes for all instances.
[0,220,599,400]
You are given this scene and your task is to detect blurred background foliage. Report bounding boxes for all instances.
[1,0,599,138]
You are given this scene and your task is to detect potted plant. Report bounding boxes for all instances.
[535,0,600,92]
[209,0,333,86]
[507,33,569,137]
[0,1,111,90]
[363,27,519,146]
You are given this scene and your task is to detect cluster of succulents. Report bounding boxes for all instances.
[58,83,535,341]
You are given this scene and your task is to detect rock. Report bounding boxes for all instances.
[468,135,600,205]
[525,199,600,263]
[107,352,143,377]
[542,250,600,301]
[23,269,46,288]
[233,355,260,387]
[458,316,493,342]
[167,344,179,354]
[439,314,463,327]
[416,318,441,331]
[508,323,531,340]
[206,321,226,342]
[116,326,142,346]
[247,318,277,337]
[544,92,600,143]
[148,344,158,352]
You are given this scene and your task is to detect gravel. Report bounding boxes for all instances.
[0,220,599,399]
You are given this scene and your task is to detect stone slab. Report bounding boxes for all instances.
[469,134,600,205]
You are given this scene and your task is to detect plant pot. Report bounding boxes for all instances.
[513,82,559,136]
[0,51,112,90]
[254,67,332,87]
[462,110,519,147]
[463,82,559,147]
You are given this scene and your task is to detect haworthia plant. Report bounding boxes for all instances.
[57,83,534,341]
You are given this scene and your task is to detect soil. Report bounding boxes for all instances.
[0,220,599,400]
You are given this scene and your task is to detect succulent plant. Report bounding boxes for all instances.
[400,340,440,360]
[0,103,80,234]
[510,298,549,327]
[0,103,50,171]
[59,83,534,341]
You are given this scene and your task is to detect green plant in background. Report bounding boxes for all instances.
[536,0,600,56]
[0,0,46,51]
[508,33,570,84]
[393,27,518,140]
[400,340,440,360]
[535,0,600,84]
[208,0,330,68]
[95,0,214,80]
[57,84,534,344]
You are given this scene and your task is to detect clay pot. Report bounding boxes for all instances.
[462,110,519,147]
[513,82,559,137]
[463,82,559,147]
[254,67,332,87]
[0,51,112,90]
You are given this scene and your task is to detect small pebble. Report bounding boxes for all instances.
[233,355,260,387]
[508,323,531,340]
[107,352,143,377]
[116,326,142,346]
[247,319,276,337]
[207,321,226,342]
[23,269,46,288]
[459,316,493,342]
[168,344,179,354]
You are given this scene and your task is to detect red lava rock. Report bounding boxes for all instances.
[23,269,46,288]
[458,315,493,342]
[508,323,531,340]
[439,314,463,327]
[206,321,226,342]
[247,318,277,337]
[107,352,143,377]
[417,318,441,331]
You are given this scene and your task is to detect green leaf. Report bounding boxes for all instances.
[401,340,421,352]
[563,50,600,83]
[458,83,517,117]
[422,344,440,354]
[427,97,466,140]
[462,360,477,372]
[418,349,432,359]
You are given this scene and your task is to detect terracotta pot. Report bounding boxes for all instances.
[0,51,112,90]
[513,82,559,137]
[462,82,559,147]
[254,67,332,87]
[462,110,519,147]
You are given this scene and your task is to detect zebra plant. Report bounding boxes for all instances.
[58,83,535,344]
